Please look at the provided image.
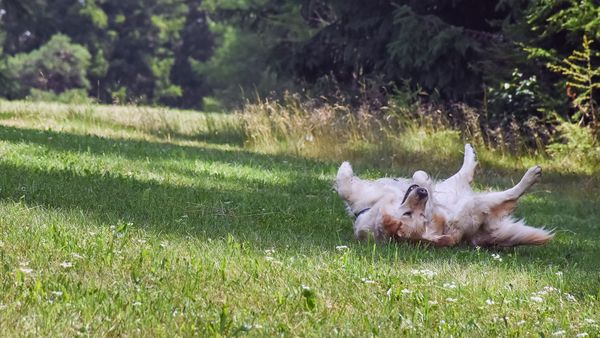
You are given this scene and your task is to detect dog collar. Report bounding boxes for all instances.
[354,208,371,218]
[401,184,420,204]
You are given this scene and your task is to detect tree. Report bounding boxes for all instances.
[6,33,91,98]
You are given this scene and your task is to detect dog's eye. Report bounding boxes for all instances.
[403,211,412,217]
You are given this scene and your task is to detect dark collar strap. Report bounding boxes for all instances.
[354,208,371,218]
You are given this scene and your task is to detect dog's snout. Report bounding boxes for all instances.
[416,188,428,199]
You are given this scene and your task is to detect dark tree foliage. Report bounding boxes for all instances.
[282,0,510,101]
[0,0,213,107]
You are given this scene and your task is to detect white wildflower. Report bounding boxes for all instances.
[264,256,281,264]
[71,253,84,260]
[50,291,63,296]
[428,300,438,305]
[439,320,446,324]
[264,249,275,255]
[565,293,576,302]
[19,268,33,274]
[335,245,349,251]
[491,253,503,261]
[360,278,376,284]
[159,241,169,248]
[517,320,526,326]
[132,301,142,306]
[576,333,588,338]
[411,268,437,278]
[552,330,566,336]
[584,319,596,324]
[486,299,495,305]
[401,289,411,294]
[443,282,457,289]
[446,297,457,302]
[555,271,563,276]
[530,296,543,303]
[59,261,73,268]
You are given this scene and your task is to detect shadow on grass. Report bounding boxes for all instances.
[0,125,330,182]
[0,159,346,248]
[0,124,598,295]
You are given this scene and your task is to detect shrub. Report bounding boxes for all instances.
[27,88,95,104]
[7,34,91,98]
[547,117,600,171]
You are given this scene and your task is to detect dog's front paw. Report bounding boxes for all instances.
[412,170,431,186]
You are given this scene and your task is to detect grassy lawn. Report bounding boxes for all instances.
[0,100,598,336]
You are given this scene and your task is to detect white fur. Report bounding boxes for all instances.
[335,144,554,247]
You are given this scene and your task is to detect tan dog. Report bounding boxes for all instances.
[335,144,553,247]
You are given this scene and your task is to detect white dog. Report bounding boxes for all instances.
[335,144,553,247]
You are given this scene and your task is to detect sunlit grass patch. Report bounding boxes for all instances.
[0,100,597,336]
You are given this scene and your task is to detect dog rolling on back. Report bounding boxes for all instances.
[335,144,554,247]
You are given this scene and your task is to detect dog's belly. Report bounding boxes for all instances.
[432,190,483,236]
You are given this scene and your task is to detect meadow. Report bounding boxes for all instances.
[0,100,598,336]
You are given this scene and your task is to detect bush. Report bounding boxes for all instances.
[547,117,600,171]
[27,88,95,104]
[7,34,91,98]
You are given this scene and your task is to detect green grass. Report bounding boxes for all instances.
[0,100,598,336]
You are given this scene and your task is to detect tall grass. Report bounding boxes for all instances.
[239,94,599,174]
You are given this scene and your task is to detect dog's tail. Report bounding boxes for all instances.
[490,217,554,246]
[335,161,354,199]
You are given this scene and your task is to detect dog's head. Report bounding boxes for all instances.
[381,184,429,240]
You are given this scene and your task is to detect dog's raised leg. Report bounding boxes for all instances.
[475,165,552,247]
[478,165,542,219]
[436,144,478,194]
[458,143,478,184]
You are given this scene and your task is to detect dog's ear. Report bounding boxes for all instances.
[382,214,402,236]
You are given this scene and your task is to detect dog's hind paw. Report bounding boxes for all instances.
[464,143,477,163]
[523,165,542,184]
